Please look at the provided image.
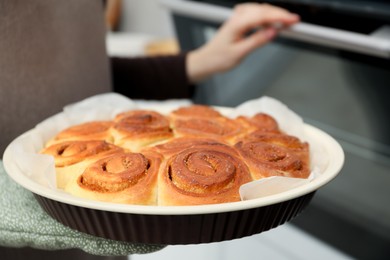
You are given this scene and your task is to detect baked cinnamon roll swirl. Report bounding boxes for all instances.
[170,105,223,119]
[111,110,173,151]
[66,151,162,205]
[152,137,237,159]
[235,113,280,134]
[40,140,123,188]
[235,132,310,179]
[170,105,242,141]
[47,121,113,146]
[171,117,243,144]
[158,147,252,206]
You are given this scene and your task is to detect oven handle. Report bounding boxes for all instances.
[160,0,390,58]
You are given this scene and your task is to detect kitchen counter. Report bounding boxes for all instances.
[131,223,352,260]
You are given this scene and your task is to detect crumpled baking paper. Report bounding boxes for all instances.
[7,93,328,201]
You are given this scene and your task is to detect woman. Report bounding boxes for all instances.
[0,1,298,259]
[111,3,300,99]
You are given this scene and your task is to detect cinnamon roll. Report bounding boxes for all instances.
[65,151,162,205]
[152,137,237,159]
[111,110,173,151]
[235,113,281,134]
[235,132,310,179]
[170,105,241,141]
[40,104,311,206]
[171,117,243,144]
[170,105,223,119]
[158,147,253,206]
[40,140,123,188]
[47,121,113,146]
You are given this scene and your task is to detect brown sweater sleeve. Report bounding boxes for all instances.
[110,53,194,100]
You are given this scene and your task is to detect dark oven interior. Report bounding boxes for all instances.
[169,0,390,259]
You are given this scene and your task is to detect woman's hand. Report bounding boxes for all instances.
[187,3,300,83]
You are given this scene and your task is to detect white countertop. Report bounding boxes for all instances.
[131,223,352,260]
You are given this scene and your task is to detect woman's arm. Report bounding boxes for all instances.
[111,53,194,100]
[111,3,299,99]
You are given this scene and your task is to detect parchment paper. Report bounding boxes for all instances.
[7,93,328,201]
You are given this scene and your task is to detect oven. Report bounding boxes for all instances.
[160,0,390,259]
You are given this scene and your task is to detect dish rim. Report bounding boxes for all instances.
[2,123,344,216]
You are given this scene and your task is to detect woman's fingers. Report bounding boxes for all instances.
[186,3,300,83]
[227,3,300,37]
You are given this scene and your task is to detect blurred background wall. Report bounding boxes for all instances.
[118,0,175,38]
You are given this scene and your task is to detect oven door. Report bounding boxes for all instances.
[161,0,390,259]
